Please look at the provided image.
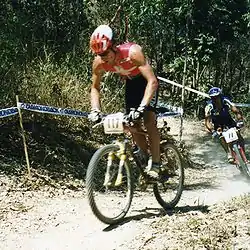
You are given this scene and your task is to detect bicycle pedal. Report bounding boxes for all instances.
[138,175,148,191]
[145,174,159,183]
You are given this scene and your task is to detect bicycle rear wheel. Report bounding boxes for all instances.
[232,144,250,179]
[86,144,133,225]
[153,142,184,209]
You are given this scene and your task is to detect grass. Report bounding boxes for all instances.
[148,195,250,249]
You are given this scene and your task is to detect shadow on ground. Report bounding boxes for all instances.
[103,204,209,231]
[184,181,216,190]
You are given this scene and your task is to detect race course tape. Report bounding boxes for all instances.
[17,102,88,118]
[157,101,183,115]
[234,103,250,108]
[0,107,18,118]
[158,76,250,108]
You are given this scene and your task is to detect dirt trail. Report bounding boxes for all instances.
[0,118,250,250]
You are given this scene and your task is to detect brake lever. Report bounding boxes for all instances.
[123,115,136,127]
[92,117,105,128]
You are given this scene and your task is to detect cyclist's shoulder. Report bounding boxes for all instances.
[222,95,232,101]
[117,41,137,48]
[205,100,213,116]
[222,95,234,107]
[205,99,213,107]
[116,42,134,52]
[118,42,142,55]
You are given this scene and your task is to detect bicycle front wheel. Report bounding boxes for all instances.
[86,144,133,225]
[233,144,250,179]
[153,142,184,209]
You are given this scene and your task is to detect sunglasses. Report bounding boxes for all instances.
[211,96,221,102]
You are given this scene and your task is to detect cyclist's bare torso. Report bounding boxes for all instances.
[91,41,158,110]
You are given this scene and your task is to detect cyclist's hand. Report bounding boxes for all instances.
[236,120,244,129]
[88,108,102,123]
[128,105,146,121]
[211,130,218,139]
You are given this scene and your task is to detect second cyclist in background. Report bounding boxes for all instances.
[204,87,245,163]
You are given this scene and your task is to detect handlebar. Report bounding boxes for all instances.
[215,126,241,134]
[92,113,130,129]
[92,111,180,128]
[92,111,175,134]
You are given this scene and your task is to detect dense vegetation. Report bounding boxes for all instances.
[1,0,250,114]
[1,1,250,178]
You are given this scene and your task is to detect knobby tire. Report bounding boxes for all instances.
[153,142,184,209]
[86,144,133,225]
[233,144,250,179]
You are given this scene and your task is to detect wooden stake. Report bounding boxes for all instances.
[16,95,31,178]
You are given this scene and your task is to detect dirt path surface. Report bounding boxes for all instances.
[1,118,250,250]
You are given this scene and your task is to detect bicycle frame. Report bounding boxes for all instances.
[221,127,249,174]
[86,111,185,224]
[103,128,154,188]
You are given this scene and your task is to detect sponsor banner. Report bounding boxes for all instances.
[18,102,88,118]
[0,107,18,118]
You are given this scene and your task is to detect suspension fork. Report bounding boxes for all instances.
[239,144,248,163]
[237,132,247,162]
[230,143,238,163]
[103,140,128,187]
[230,142,248,164]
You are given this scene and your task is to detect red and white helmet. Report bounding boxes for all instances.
[90,25,113,54]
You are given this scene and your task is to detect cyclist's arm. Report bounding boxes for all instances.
[129,44,158,106]
[204,104,214,133]
[224,98,244,121]
[90,58,104,110]
[231,105,244,121]
[205,116,214,133]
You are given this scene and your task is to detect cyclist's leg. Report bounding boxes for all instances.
[125,75,160,177]
[143,88,161,177]
[125,75,148,154]
[217,125,234,163]
[214,117,228,153]
[129,121,148,154]
[225,117,239,162]
[218,132,229,153]
[237,131,246,151]
[144,110,160,164]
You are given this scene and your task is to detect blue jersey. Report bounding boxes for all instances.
[205,96,232,117]
[205,96,236,129]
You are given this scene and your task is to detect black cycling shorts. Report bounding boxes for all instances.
[212,115,236,130]
[125,74,158,114]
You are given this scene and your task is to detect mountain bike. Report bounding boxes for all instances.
[220,127,250,179]
[86,112,184,225]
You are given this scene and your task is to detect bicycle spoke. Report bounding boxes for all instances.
[153,143,184,209]
[86,144,133,224]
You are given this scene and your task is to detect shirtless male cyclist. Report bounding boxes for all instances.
[88,24,161,178]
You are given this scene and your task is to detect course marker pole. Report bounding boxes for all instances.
[16,95,31,178]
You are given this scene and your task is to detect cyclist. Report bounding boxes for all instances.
[204,87,245,163]
[88,24,161,178]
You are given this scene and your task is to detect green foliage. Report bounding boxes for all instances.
[0,0,250,115]
[0,0,250,182]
